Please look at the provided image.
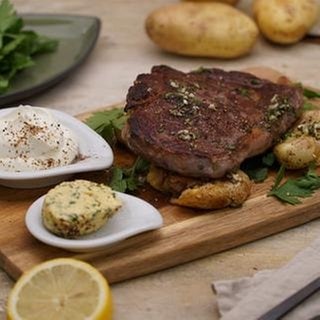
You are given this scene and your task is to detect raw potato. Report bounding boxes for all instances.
[253,0,319,44]
[274,110,320,169]
[145,2,259,58]
[182,0,239,5]
[147,166,252,209]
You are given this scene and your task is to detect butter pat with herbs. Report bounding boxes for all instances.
[42,180,122,238]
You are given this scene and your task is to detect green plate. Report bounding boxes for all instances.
[0,14,101,106]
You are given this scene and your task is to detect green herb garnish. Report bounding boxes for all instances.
[0,0,58,93]
[86,107,147,193]
[241,151,276,183]
[303,87,320,99]
[237,87,249,97]
[303,102,318,111]
[110,157,149,193]
[268,165,320,205]
[86,107,127,145]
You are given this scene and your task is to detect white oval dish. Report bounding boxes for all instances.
[0,107,113,188]
[25,192,163,252]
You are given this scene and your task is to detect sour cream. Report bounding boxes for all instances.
[0,105,78,172]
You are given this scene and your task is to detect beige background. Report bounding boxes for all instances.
[1,0,320,319]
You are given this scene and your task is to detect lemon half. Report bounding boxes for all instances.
[7,258,112,320]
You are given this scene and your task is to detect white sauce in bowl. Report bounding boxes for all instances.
[0,105,78,172]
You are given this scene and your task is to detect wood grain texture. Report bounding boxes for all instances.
[2,134,320,283]
[2,88,320,283]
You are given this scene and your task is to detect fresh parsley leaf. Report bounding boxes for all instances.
[262,152,275,167]
[273,164,286,189]
[303,87,320,99]
[0,0,58,93]
[31,34,58,54]
[87,108,125,132]
[241,151,276,183]
[268,165,320,205]
[0,76,8,93]
[0,0,18,33]
[109,157,150,193]
[244,167,269,183]
[86,108,127,145]
[109,167,127,192]
[132,157,150,173]
[0,33,25,56]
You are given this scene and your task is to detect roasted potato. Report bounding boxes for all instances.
[145,2,259,58]
[147,166,252,209]
[274,109,320,169]
[253,0,319,44]
[182,0,239,5]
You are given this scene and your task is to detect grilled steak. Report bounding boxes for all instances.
[123,65,303,178]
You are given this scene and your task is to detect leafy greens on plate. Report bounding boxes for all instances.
[0,0,58,94]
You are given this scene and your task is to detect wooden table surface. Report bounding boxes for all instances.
[1,0,320,319]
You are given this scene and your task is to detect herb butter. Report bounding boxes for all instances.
[42,180,122,238]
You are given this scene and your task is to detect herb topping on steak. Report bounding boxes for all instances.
[122,65,304,178]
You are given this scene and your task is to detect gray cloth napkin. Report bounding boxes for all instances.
[212,237,320,320]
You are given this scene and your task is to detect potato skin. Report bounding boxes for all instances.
[147,166,252,209]
[182,0,239,5]
[171,171,251,209]
[145,2,258,58]
[253,0,319,44]
[274,110,320,169]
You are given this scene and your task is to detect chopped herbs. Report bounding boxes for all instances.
[295,121,320,140]
[109,157,150,193]
[268,165,320,205]
[0,0,58,93]
[86,107,127,145]
[177,129,196,141]
[235,87,250,97]
[85,79,320,206]
[165,84,201,116]
[266,95,293,123]
[193,66,209,73]
[250,78,261,86]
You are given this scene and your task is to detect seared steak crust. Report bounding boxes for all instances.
[123,65,303,178]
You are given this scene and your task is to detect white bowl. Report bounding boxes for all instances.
[25,192,163,252]
[0,107,113,188]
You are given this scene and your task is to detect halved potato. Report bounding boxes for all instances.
[274,109,320,169]
[147,166,252,209]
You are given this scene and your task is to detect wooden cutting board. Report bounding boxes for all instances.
[1,103,320,285]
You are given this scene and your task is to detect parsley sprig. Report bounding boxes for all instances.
[268,165,320,205]
[86,108,127,145]
[241,151,276,182]
[86,107,150,193]
[303,88,320,99]
[0,0,58,93]
[110,157,149,193]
